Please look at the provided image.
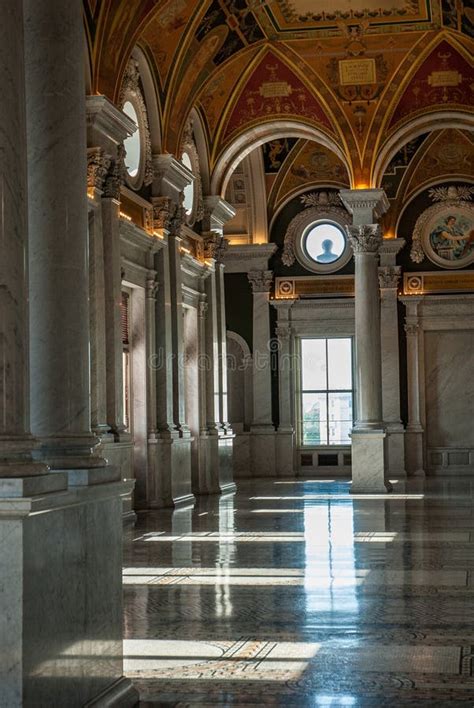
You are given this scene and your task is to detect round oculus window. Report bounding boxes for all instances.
[181,151,195,216]
[123,101,141,178]
[304,221,346,265]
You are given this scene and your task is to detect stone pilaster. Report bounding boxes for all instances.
[150,157,195,507]
[272,301,296,477]
[86,97,135,445]
[402,298,425,476]
[248,270,276,475]
[340,188,391,493]
[378,263,406,476]
[200,196,236,494]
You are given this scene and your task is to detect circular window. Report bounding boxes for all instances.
[293,215,352,274]
[123,101,141,178]
[304,222,346,264]
[181,151,195,216]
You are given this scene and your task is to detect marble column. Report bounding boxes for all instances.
[151,156,195,506]
[340,189,391,493]
[24,0,103,470]
[0,1,48,482]
[143,271,159,503]
[87,168,111,439]
[1,3,138,706]
[378,262,406,476]
[273,301,296,477]
[248,270,276,476]
[403,298,425,476]
[200,195,236,494]
[86,96,135,448]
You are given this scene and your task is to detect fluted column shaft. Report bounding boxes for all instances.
[0,2,46,477]
[24,0,99,466]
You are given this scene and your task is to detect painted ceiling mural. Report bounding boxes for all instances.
[84,0,474,195]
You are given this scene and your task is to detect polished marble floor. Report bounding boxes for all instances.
[123,478,474,705]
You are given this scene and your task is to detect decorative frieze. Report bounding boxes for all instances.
[248,270,273,294]
[346,224,382,254]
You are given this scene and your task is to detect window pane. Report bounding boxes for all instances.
[302,393,327,445]
[123,101,140,177]
[328,392,353,445]
[301,339,326,390]
[181,152,195,215]
[305,222,346,264]
[327,338,352,390]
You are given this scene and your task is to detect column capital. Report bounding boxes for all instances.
[275,323,292,341]
[202,196,236,235]
[404,322,420,336]
[378,265,401,290]
[248,270,273,293]
[151,195,185,235]
[87,147,112,193]
[102,146,126,200]
[202,231,229,264]
[198,298,208,319]
[339,188,389,223]
[146,273,159,300]
[346,224,382,254]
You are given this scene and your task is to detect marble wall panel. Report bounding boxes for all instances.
[424,330,474,449]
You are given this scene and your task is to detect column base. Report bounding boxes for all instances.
[0,479,132,708]
[250,426,276,477]
[350,429,392,494]
[35,433,108,470]
[385,423,406,477]
[146,435,195,508]
[195,432,236,496]
[276,427,295,477]
[405,426,425,477]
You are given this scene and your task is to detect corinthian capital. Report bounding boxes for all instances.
[346,224,382,254]
[248,270,273,293]
[151,196,177,232]
[87,148,112,192]
[203,231,228,264]
[378,265,401,290]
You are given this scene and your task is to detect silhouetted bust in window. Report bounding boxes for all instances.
[317,239,338,263]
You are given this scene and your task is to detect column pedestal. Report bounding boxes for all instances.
[350,430,391,493]
[0,480,137,708]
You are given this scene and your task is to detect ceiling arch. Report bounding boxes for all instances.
[373,111,474,188]
[211,120,353,197]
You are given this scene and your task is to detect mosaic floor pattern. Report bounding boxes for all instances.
[123,477,474,705]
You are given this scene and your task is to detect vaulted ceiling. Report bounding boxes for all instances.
[84,0,473,187]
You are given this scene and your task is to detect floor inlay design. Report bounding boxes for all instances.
[124,478,474,705]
